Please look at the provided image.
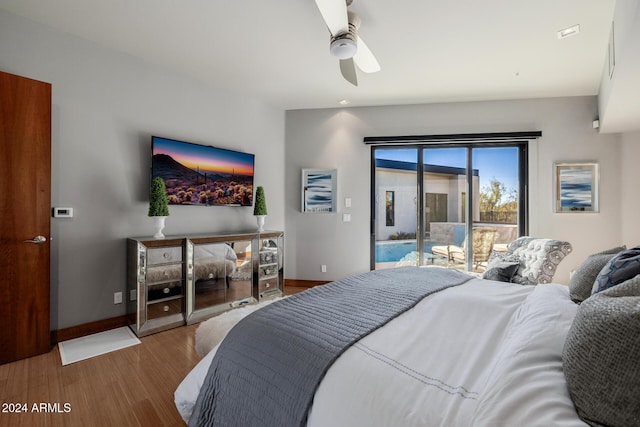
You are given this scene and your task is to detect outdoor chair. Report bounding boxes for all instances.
[431,227,498,270]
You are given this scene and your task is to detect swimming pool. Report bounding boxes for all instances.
[375,241,440,263]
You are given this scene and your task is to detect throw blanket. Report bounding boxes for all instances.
[188,266,472,427]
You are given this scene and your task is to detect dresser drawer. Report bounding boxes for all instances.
[147,282,183,302]
[146,264,182,283]
[259,278,278,294]
[147,298,183,320]
[147,247,182,265]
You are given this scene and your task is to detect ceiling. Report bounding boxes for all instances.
[0,0,617,111]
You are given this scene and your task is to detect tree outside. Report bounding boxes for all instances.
[479,178,517,224]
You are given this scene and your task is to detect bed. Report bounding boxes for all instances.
[175,241,640,427]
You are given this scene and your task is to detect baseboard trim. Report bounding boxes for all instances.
[284,279,330,288]
[51,281,327,344]
[51,315,129,345]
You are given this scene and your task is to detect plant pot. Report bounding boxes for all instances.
[152,216,167,239]
[256,215,266,232]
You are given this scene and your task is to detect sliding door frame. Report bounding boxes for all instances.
[371,140,529,270]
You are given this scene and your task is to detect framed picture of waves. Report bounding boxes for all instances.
[554,162,599,213]
[302,169,337,213]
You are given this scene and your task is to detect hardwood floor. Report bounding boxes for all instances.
[0,286,310,427]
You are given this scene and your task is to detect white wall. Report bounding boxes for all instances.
[598,0,640,132]
[285,97,623,284]
[0,10,285,330]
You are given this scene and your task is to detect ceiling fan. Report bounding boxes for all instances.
[314,0,381,86]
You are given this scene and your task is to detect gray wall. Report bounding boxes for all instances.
[0,10,285,330]
[285,97,626,284]
[621,131,640,242]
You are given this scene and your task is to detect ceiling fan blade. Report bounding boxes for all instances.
[340,58,358,86]
[353,36,381,73]
[314,0,349,36]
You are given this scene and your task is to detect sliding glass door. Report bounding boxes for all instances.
[373,149,419,269]
[372,143,526,273]
[421,147,467,267]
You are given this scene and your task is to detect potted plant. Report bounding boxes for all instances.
[149,176,170,238]
[253,186,267,232]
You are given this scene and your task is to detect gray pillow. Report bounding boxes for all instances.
[594,245,627,255]
[562,275,640,426]
[568,246,626,303]
[592,246,640,294]
[482,253,520,282]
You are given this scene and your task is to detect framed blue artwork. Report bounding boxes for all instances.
[302,169,337,213]
[554,162,599,213]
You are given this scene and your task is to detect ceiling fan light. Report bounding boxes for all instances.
[330,36,357,59]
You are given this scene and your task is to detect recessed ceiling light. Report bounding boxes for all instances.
[338,99,350,105]
[557,24,580,39]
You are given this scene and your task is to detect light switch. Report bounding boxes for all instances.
[343,213,351,222]
[345,198,352,208]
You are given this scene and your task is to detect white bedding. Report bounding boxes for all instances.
[175,277,586,426]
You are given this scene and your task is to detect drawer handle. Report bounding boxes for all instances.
[164,271,169,276]
[163,305,169,312]
[163,252,170,259]
[265,283,270,288]
[208,273,214,279]
[163,287,170,294]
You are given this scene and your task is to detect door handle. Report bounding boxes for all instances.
[24,235,47,244]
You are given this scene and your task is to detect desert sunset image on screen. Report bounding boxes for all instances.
[151,136,255,206]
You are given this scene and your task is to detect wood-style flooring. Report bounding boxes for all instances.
[0,286,309,427]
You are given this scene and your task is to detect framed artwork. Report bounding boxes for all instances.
[302,169,337,213]
[554,162,599,213]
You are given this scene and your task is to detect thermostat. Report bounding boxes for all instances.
[53,207,74,218]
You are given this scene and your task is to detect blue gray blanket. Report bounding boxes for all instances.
[188,266,472,427]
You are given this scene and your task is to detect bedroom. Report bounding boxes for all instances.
[0,0,639,425]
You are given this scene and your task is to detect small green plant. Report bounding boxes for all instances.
[253,186,267,216]
[148,177,170,217]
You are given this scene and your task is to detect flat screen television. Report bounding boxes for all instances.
[151,136,255,207]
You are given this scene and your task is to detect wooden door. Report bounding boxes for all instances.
[0,71,51,364]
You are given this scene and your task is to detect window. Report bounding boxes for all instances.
[371,141,528,273]
[385,191,395,226]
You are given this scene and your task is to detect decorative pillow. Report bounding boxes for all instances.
[482,253,520,282]
[592,246,640,294]
[595,245,628,255]
[562,275,640,426]
[505,237,573,286]
[568,246,626,303]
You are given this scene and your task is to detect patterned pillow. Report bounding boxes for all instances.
[562,275,640,426]
[505,237,573,286]
[568,246,626,303]
[482,253,520,282]
[592,246,640,294]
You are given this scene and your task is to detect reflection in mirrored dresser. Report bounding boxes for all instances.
[127,231,284,336]
[127,238,186,337]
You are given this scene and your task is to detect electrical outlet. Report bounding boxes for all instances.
[321,265,327,273]
[114,292,123,304]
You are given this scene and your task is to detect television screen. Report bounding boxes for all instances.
[151,136,255,206]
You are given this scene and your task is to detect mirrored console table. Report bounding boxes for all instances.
[127,230,284,336]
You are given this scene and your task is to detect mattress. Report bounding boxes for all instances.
[175,276,586,426]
